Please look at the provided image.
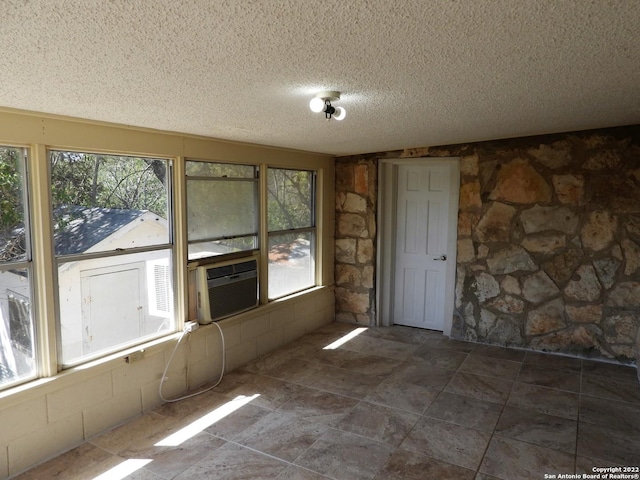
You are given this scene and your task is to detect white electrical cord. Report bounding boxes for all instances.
[158,321,226,403]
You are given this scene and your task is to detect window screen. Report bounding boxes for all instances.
[267,168,316,299]
[50,150,174,367]
[0,146,36,390]
[186,161,258,260]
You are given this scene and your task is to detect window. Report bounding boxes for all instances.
[50,151,174,366]
[267,168,316,299]
[186,161,259,260]
[0,146,36,389]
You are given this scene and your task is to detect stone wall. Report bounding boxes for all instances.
[334,159,377,324]
[456,130,640,362]
[336,126,640,363]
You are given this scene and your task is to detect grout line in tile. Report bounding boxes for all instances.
[224,439,307,476]
[473,355,526,477]
[288,426,393,480]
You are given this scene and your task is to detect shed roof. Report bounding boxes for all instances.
[53,206,147,255]
[0,206,150,261]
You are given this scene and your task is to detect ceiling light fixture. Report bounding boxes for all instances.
[309,91,346,121]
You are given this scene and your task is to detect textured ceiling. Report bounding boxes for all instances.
[1,1,639,156]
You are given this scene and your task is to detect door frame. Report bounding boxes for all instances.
[376,157,460,335]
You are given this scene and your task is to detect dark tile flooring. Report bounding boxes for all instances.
[16,322,640,479]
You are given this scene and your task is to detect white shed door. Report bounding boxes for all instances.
[393,164,451,330]
[81,266,143,353]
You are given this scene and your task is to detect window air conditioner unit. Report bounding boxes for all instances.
[196,255,259,324]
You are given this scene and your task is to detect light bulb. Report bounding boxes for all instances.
[333,106,346,121]
[309,97,325,113]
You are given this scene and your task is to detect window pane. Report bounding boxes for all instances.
[187,178,258,243]
[0,147,35,389]
[188,236,257,260]
[0,147,27,263]
[186,161,255,178]
[267,169,313,231]
[186,161,259,261]
[50,151,170,255]
[268,232,315,299]
[0,268,36,388]
[52,151,175,366]
[59,249,174,366]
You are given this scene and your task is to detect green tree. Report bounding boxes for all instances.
[267,168,313,231]
[0,148,27,262]
[0,148,23,233]
[50,152,168,216]
[50,151,102,208]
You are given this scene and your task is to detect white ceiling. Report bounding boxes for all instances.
[1,1,639,156]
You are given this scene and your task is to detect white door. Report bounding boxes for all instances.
[81,265,143,353]
[393,164,451,330]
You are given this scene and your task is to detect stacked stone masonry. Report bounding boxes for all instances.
[334,160,377,325]
[336,126,640,368]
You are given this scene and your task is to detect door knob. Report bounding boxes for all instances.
[433,255,447,261]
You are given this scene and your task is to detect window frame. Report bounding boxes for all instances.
[0,128,326,395]
[48,150,177,369]
[266,167,318,300]
[185,160,260,261]
[0,145,38,390]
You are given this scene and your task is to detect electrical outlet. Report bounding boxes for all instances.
[184,321,199,333]
[125,350,145,364]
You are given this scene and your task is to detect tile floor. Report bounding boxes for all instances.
[16,322,640,480]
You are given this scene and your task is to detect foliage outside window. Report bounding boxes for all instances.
[186,161,259,260]
[267,168,316,299]
[0,147,36,390]
[50,151,174,366]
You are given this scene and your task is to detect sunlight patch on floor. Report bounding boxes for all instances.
[92,459,152,480]
[323,327,368,350]
[155,394,260,447]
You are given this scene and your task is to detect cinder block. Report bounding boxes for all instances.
[219,322,241,348]
[0,396,47,444]
[282,319,307,344]
[8,414,83,477]
[0,444,7,479]
[112,351,165,396]
[269,305,296,329]
[315,288,335,311]
[257,327,284,357]
[294,296,316,320]
[205,331,224,359]
[143,376,185,412]
[187,356,223,390]
[162,338,189,376]
[240,313,270,341]
[47,371,113,422]
[225,340,257,372]
[82,388,142,438]
[185,332,207,364]
[305,311,328,333]
[323,307,336,324]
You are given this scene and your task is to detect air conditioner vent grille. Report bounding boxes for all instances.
[198,257,258,323]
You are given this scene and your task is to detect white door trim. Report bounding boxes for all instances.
[376,158,460,335]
